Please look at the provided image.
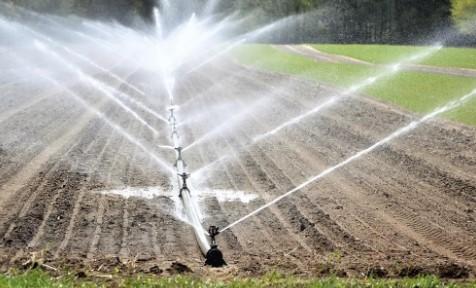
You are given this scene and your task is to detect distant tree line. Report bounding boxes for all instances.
[2,0,475,45]
[214,0,475,45]
[452,0,476,38]
[1,0,155,25]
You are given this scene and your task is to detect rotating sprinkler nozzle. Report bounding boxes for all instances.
[205,226,226,267]
[168,107,176,123]
[178,172,190,197]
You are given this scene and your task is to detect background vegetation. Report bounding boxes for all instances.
[313,44,476,68]
[1,0,476,45]
[234,44,476,126]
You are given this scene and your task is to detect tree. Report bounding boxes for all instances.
[3,0,461,44]
[452,0,476,35]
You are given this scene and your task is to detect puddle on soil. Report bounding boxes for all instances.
[98,186,258,204]
[98,186,259,227]
[98,186,175,199]
[198,189,258,204]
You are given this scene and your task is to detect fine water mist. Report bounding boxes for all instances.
[1,0,475,267]
[220,87,476,233]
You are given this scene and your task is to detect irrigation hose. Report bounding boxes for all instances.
[166,95,226,267]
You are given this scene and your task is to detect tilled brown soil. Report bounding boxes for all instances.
[0,59,475,278]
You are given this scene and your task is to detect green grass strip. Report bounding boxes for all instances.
[233,44,476,126]
[313,44,476,70]
[0,270,475,288]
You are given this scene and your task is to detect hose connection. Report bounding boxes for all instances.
[205,226,226,267]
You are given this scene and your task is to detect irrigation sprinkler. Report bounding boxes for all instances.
[164,75,226,267]
[168,107,177,123]
[178,172,190,195]
[205,226,226,267]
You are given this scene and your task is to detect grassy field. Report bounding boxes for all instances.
[0,270,475,288]
[233,45,476,126]
[313,44,476,69]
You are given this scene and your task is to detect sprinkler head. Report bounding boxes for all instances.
[167,105,179,111]
[178,172,190,196]
[168,113,176,123]
[179,172,189,181]
[205,226,226,267]
[168,106,178,123]
[208,226,220,245]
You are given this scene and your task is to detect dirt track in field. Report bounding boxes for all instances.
[279,44,476,78]
[0,57,475,278]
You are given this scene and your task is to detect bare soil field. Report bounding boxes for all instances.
[0,60,475,278]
